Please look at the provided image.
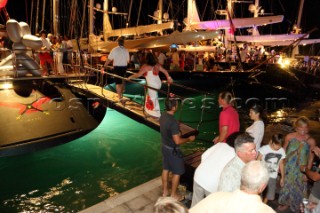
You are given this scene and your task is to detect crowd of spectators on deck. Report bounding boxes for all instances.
[291,56,320,77]
[125,43,289,72]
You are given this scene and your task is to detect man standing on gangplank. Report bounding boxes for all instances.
[102,37,130,103]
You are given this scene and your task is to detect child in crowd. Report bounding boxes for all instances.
[257,133,286,203]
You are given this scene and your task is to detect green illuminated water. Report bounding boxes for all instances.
[0,82,217,212]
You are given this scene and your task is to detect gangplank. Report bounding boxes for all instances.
[69,82,199,137]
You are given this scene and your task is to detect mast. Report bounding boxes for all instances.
[50,0,53,33]
[252,0,260,36]
[53,0,60,35]
[186,0,201,31]
[80,0,87,39]
[296,0,305,28]
[292,0,305,57]
[136,0,143,27]
[89,0,94,35]
[35,0,40,33]
[30,0,34,33]
[224,0,233,49]
[157,0,163,24]
[41,0,46,30]
[127,0,133,27]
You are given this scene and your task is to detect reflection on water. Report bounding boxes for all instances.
[0,109,163,211]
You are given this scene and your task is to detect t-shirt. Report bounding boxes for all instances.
[219,105,240,142]
[108,46,130,66]
[259,144,286,179]
[246,120,265,151]
[159,112,180,148]
[41,37,52,51]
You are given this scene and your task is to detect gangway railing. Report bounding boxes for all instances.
[76,66,219,141]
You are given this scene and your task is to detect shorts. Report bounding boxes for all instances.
[162,145,185,175]
[113,66,127,84]
[39,52,53,65]
[265,178,277,200]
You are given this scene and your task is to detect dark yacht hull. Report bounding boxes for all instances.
[0,78,106,157]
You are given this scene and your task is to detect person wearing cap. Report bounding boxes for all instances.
[102,37,130,102]
[39,30,54,76]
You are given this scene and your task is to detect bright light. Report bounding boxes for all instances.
[278,56,291,68]
[1,82,12,90]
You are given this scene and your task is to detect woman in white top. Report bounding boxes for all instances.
[53,35,65,75]
[128,52,173,118]
[246,104,265,151]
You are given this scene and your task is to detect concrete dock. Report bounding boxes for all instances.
[80,177,163,213]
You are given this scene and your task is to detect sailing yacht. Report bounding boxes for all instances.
[184,0,284,32]
[83,0,220,52]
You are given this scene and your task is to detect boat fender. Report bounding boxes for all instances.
[6,19,22,43]
[22,35,42,50]
[19,22,31,35]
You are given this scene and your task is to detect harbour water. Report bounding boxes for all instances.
[0,81,217,212]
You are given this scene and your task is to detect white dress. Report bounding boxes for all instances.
[144,66,162,117]
[246,120,265,151]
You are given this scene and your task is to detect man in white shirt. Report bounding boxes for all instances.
[191,133,238,207]
[190,161,275,213]
[39,30,54,76]
[102,37,130,101]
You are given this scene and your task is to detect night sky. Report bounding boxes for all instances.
[2,0,320,38]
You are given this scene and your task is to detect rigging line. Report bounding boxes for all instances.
[201,0,209,21]
[80,0,87,40]
[25,0,29,23]
[128,0,133,27]
[177,0,188,21]
[161,80,216,98]
[196,94,207,130]
[30,0,34,33]
[210,0,216,20]
[226,9,244,72]
[136,0,143,27]
[168,0,175,22]
[35,0,39,33]
[277,0,285,13]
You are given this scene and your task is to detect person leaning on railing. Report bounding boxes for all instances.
[127,52,173,118]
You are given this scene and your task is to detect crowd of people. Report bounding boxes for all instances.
[291,57,320,77]
[156,90,319,213]
[37,30,74,76]
[0,30,74,76]
[127,43,285,72]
